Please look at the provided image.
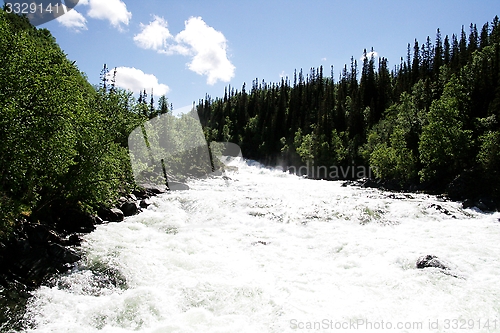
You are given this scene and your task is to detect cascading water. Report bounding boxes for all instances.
[17,159,500,332]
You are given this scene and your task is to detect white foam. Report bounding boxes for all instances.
[23,160,500,332]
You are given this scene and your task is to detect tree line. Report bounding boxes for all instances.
[196,17,500,201]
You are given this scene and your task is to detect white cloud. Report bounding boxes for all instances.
[134,16,235,85]
[86,0,131,30]
[360,51,379,61]
[175,17,235,85]
[134,16,172,51]
[56,7,87,31]
[111,67,170,96]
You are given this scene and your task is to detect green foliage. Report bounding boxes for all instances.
[418,76,473,181]
[477,130,500,172]
[0,10,147,232]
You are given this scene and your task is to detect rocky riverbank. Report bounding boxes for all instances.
[342,176,500,212]
[0,184,171,330]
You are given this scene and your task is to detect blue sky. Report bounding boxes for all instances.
[42,0,500,114]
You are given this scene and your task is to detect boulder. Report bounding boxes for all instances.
[119,200,139,217]
[167,181,190,191]
[98,207,124,222]
[48,243,81,264]
[24,224,63,245]
[132,188,150,200]
[361,178,381,189]
[476,197,497,212]
[416,255,450,270]
[54,207,96,234]
[143,184,168,195]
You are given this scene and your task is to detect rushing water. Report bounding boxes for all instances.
[15,159,500,332]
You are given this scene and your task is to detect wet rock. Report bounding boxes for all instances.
[119,200,139,217]
[54,207,96,234]
[98,207,124,222]
[476,197,497,212]
[93,216,104,225]
[143,184,168,195]
[139,199,150,209]
[167,181,190,191]
[416,255,450,270]
[428,204,455,218]
[67,234,82,246]
[462,198,474,209]
[251,241,270,246]
[361,178,380,189]
[24,224,63,245]
[48,243,81,264]
[132,188,150,200]
[462,197,498,212]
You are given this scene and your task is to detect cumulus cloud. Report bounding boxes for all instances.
[86,0,132,30]
[111,67,170,96]
[134,16,235,85]
[133,16,172,50]
[56,7,87,31]
[175,17,235,85]
[360,51,379,61]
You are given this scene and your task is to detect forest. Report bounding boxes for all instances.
[196,17,500,204]
[2,10,500,239]
[0,9,169,238]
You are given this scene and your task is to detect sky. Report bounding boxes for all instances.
[39,0,500,115]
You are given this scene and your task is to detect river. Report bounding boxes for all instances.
[16,159,500,332]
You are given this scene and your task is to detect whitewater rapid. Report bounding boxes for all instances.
[21,160,500,332]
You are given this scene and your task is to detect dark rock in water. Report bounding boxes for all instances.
[251,241,270,246]
[428,204,455,218]
[476,197,497,212]
[54,207,96,234]
[132,188,150,200]
[462,197,498,212]
[211,170,223,177]
[168,181,190,191]
[361,178,380,189]
[416,255,450,270]
[143,184,168,195]
[24,224,63,245]
[48,243,81,264]
[94,216,104,225]
[98,207,124,222]
[67,234,82,246]
[462,198,474,209]
[139,199,150,209]
[119,200,139,217]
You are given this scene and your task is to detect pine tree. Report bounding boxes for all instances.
[100,64,109,91]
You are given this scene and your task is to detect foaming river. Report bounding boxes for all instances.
[18,160,500,332]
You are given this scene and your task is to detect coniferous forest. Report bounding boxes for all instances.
[197,17,500,205]
[2,9,500,241]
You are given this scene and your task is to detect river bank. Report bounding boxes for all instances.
[0,185,167,331]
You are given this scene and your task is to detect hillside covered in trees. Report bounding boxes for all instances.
[0,9,171,239]
[197,17,500,204]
